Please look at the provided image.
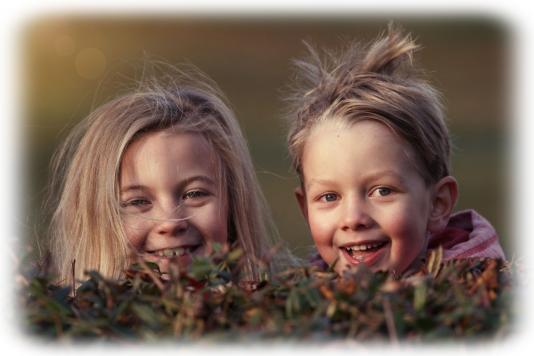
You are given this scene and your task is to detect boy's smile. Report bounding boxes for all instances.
[295,120,437,275]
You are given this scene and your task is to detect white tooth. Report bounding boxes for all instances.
[174,247,185,256]
[360,245,367,251]
[162,250,171,257]
[352,245,360,251]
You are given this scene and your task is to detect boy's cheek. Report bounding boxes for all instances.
[307,213,333,241]
[308,215,338,261]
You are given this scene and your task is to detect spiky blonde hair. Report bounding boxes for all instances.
[285,23,450,186]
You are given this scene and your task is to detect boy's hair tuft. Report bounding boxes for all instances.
[285,22,451,186]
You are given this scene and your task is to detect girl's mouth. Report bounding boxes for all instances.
[146,245,199,258]
[343,241,387,261]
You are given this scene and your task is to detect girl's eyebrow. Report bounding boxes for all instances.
[120,185,146,194]
[185,175,216,186]
[120,175,216,194]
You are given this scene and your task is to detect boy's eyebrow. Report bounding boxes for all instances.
[120,175,216,194]
[364,170,404,182]
[306,171,404,190]
[306,178,336,191]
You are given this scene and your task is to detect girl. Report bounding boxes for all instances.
[44,63,289,285]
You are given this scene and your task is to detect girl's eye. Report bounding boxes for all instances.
[184,190,209,200]
[124,199,150,207]
[371,187,392,197]
[321,193,339,202]
[121,198,151,213]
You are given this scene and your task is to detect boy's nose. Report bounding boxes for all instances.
[154,205,189,236]
[341,199,373,231]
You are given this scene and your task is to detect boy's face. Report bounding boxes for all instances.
[296,120,435,275]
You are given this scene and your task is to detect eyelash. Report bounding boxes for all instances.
[122,199,150,207]
[370,187,393,197]
[121,189,210,208]
[183,189,210,200]
[317,187,394,202]
[318,193,339,202]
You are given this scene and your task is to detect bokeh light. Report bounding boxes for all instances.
[53,35,76,57]
[74,48,107,80]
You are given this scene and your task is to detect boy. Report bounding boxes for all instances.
[285,24,505,275]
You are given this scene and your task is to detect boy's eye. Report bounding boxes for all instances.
[321,193,339,202]
[371,187,392,197]
[184,190,209,200]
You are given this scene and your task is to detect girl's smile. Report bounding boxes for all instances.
[119,130,229,273]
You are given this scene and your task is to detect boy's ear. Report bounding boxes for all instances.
[294,187,309,224]
[427,176,459,233]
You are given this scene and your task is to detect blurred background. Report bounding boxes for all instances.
[20,15,513,260]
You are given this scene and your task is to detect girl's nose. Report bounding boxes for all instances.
[154,206,189,236]
[341,198,374,231]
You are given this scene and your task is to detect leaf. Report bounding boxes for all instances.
[327,258,339,273]
[131,303,162,328]
[426,245,443,277]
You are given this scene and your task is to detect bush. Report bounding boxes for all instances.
[17,246,520,344]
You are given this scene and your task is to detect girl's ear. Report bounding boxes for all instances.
[427,176,459,233]
[294,187,309,224]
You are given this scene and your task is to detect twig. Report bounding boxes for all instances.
[382,297,399,347]
[136,258,165,291]
[71,259,76,298]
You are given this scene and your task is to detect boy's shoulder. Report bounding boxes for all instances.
[428,209,505,261]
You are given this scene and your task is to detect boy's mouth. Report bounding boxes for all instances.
[344,241,387,260]
[146,245,199,258]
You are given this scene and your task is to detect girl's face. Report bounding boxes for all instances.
[119,131,228,273]
[295,121,436,275]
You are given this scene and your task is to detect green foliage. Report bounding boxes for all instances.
[17,248,520,344]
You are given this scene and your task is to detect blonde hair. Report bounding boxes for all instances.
[45,63,287,284]
[285,23,450,186]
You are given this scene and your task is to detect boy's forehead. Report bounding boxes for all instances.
[302,120,423,184]
[308,119,401,148]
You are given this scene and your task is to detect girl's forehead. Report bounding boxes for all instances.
[133,129,211,152]
[122,131,220,172]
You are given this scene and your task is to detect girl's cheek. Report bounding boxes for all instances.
[122,216,150,245]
